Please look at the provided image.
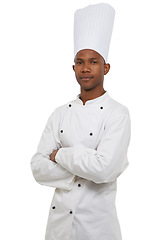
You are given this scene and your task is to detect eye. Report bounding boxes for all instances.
[91,61,97,64]
[76,61,82,65]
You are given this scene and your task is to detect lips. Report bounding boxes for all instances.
[80,76,93,81]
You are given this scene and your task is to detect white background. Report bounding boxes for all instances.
[0,0,158,239]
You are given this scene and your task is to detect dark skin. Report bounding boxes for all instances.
[50,149,59,163]
[50,49,110,162]
[73,49,110,105]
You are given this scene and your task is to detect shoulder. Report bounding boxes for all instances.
[54,99,75,115]
[105,94,130,127]
[48,99,76,121]
[107,94,130,116]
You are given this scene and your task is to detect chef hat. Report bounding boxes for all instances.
[74,3,115,62]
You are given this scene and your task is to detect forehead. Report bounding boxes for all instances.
[75,49,104,60]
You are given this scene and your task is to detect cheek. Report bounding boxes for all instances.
[74,68,81,78]
[94,66,104,78]
[75,71,79,79]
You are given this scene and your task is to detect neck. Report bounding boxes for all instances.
[79,88,106,105]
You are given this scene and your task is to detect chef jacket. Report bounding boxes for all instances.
[31,92,131,240]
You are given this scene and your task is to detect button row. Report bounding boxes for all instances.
[51,184,82,213]
[60,130,93,136]
[68,104,104,109]
[52,206,73,215]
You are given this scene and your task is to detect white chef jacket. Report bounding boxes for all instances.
[31,92,131,240]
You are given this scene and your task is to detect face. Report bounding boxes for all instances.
[73,49,110,91]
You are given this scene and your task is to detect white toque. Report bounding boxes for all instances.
[74,3,115,62]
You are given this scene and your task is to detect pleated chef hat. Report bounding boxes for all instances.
[74,3,115,62]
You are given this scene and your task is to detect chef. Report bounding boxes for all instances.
[31,3,131,240]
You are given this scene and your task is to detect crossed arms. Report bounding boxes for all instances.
[31,106,131,190]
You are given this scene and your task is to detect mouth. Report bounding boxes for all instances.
[80,76,93,81]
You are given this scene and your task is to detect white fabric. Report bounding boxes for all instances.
[74,3,115,62]
[31,92,131,240]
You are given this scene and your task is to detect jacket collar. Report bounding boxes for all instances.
[75,91,109,106]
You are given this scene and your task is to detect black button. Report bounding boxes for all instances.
[69,211,73,214]
[69,104,72,107]
[90,133,93,136]
[52,206,55,209]
[60,130,63,133]
[78,184,81,187]
[100,106,103,109]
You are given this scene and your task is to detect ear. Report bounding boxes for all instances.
[104,63,110,75]
[72,65,75,72]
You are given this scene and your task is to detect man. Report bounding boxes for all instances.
[31,3,131,240]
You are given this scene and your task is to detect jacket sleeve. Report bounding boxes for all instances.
[55,106,131,184]
[30,111,75,190]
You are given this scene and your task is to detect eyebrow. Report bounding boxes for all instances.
[75,57,99,61]
[76,58,83,61]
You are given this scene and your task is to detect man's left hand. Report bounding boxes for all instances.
[50,149,59,163]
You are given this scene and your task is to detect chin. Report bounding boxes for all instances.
[82,88,92,91]
[81,85,96,91]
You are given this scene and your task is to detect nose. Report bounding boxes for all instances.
[81,63,91,73]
